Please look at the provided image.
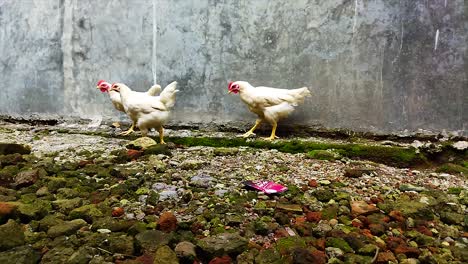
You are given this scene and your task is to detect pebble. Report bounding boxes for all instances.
[319,180,331,185]
[97,229,111,234]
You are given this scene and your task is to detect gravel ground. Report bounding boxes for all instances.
[0,121,466,264]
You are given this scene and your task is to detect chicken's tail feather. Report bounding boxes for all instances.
[160,81,179,108]
[146,84,162,96]
[290,87,311,104]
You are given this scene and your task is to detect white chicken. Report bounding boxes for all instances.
[96,80,161,135]
[110,81,178,144]
[228,81,311,140]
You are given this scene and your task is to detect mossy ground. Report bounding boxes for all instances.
[0,122,467,263]
[167,137,427,168]
[49,127,466,169]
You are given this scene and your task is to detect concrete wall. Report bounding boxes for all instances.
[0,0,466,135]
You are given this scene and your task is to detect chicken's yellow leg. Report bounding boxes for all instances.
[264,122,279,141]
[158,127,166,144]
[242,119,262,138]
[119,122,135,136]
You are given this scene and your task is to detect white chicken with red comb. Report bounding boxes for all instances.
[96,80,161,135]
[110,81,178,144]
[228,81,311,140]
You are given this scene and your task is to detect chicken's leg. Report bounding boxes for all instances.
[119,122,135,136]
[242,119,262,138]
[264,121,279,141]
[158,127,166,144]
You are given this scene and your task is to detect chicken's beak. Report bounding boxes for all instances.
[228,90,232,94]
[96,86,100,89]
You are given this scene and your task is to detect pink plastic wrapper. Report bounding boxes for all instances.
[243,180,288,194]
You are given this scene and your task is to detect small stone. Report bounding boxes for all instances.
[399,184,426,192]
[17,200,51,221]
[174,241,197,259]
[0,143,31,155]
[135,230,171,253]
[0,202,17,218]
[452,141,468,150]
[312,223,332,237]
[0,153,24,167]
[126,149,143,160]
[400,259,420,264]
[319,180,331,185]
[197,233,248,257]
[394,246,420,258]
[97,228,111,234]
[350,201,379,216]
[52,198,83,214]
[143,144,172,156]
[153,245,178,264]
[406,217,415,228]
[344,168,375,178]
[126,137,157,150]
[14,169,45,188]
[213,147,239,156]
[325,247,344,258]
[0,245,41,264]
[159,190,178,201]
[329,219,338,227]
[158,211,178,232]
[306,211,322,223]
[47,219,87,238]
[147,155,167,172]
[276,204,303,212]
[35,186,49,197]
[357,244,378,255]
[377,251,396,263]
[440,211,464,225]
[209,255,233,264]
[314,189,335,202]
[181,159,205,170]
[107,233,134,255]
[325,237,354,253]
[190,173,215,188]
[0,219,25,250]
[389,210,405,222]
[69,204,104,223]
[215,189,228,197]
[112,207,124,217]
[308,179,318,187]
[369,223,385,236]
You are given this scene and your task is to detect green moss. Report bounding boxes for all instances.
[447,187,464,195]
[321,204,339,220]
[325,237,354,253]
[69,204,104,223]
[167,137,426,167]
[135,187,150,195]
[275,236,307,255]
[306,150,341,160]
[436,163,468,174]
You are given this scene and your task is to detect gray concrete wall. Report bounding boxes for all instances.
[0,0,466,135]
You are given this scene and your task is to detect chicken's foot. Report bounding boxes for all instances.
[119,123,135,136]
[158,127,166,144]
[242,119,262,138]
[264,122,279,141]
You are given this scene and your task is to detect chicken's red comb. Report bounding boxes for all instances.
[97,80,106,86]
[228,81,234,90]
